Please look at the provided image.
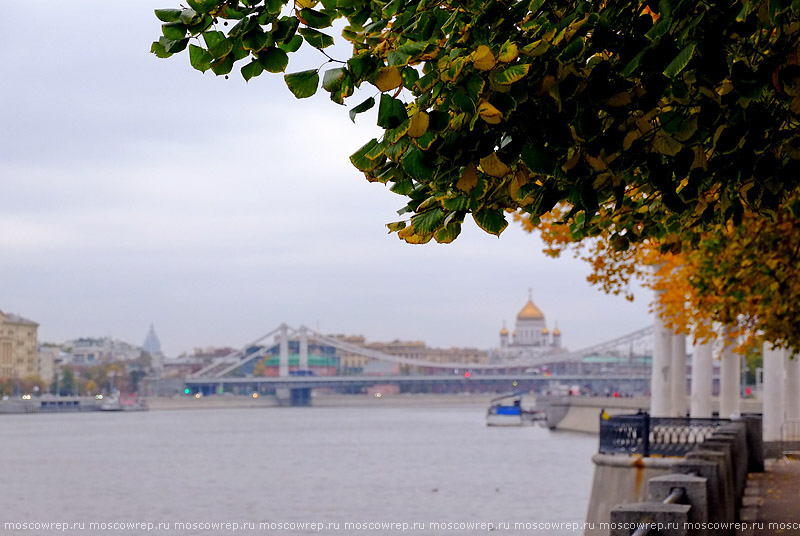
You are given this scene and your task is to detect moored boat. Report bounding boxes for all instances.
[486,391,546,426]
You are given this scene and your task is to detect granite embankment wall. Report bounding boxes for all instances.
[540,396,763,434]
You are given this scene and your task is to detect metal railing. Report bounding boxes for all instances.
[599,411,729,457]
[781,420,800,456]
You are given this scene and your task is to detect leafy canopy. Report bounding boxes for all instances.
[521,191,800,351]
[153,0,800,248]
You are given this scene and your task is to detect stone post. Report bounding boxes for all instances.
[651,310,673,417]
[785,350,800,422]
[671,333,688,417]
[762,342,785,443]
[691,341,714,418]
[719,334,741,418]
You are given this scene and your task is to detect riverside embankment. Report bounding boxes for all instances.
[146,392,499,411]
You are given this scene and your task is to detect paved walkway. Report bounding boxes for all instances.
[747,458,800,535]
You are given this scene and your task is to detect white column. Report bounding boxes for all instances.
[762,343,785,442]
[785,349,800,422]
[690,340,714,418]
[719,334,741,418]
[279,323,289,378]
[651,311,673,417]
[299,326,309,371]
[671,333,688,416]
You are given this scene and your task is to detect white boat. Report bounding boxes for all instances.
[486,392,546,426]
[99,394,148,412]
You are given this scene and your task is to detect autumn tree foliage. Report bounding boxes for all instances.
[153,0,800,346]
[153,0,800,243]
[520,193,800,351]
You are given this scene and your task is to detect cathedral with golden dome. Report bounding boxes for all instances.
[493,290,563,363]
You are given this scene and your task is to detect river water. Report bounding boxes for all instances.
[5,404,596,535]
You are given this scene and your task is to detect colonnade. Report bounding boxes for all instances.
[762,344,800,441]
[650,313,800,443]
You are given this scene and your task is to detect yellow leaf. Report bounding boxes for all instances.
[398,225,432,244]
[652,133,683,156]
[498,41,519,63]
[456,163,478,192]
[408,111,430,138]
[479,153,511,178]
[691,144,708,170]
[295,0,317,7]
[478,100,503,124]
[605,92,632,107]
[585,153,608,172]
[521,39,550,57]
[562,150,581,172]
[472,45,496,71]
[374,67,403,92]
[623,130,641,151]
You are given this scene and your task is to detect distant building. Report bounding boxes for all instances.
[492,290,564,363]
[0,310,39,379]
[142,324,164,374]
[331,336,488,373]
[62,337,142,365]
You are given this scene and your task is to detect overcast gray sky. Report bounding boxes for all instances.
[1,0,653,356]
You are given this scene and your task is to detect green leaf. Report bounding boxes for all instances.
[298,28,334,48]
[645,18,671,42]
[179,9,201,25]
[434,220,461,243]
[349,96,375,122]
[659,0,675,17]
[162,22,188,40]
[521,145,556,175]
[322,67,347,91]
[155,9,182,22]
[412,208,445,234]
[621,49,646,77]
[258,47,289,72]
[160,36,189,54]
[189,44,213,71]
[208,37,234,59]
[273,16,300,44]
[351,139,383,171]
[299,8,334,28]
[349,54,380,82]
[242,29,271,51]
[241,60,264,81]
[202,30,226,49]
[279,35,304,53]
[663,43,696,79]
[284,69,320,98]
[210,54,235,75]
[473,209,508,235]
[557,36,584,63]
[377,94,407,129]
[401,147,433,180]
[150,41,173,59]
[493,64,530,85]
[187,0,220,14]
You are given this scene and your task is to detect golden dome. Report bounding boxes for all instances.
[541,327,550,334]
[500,327,509,335]
[553,325,561,335]
[517,299,544,320]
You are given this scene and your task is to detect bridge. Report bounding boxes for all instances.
[181,324,656,402]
